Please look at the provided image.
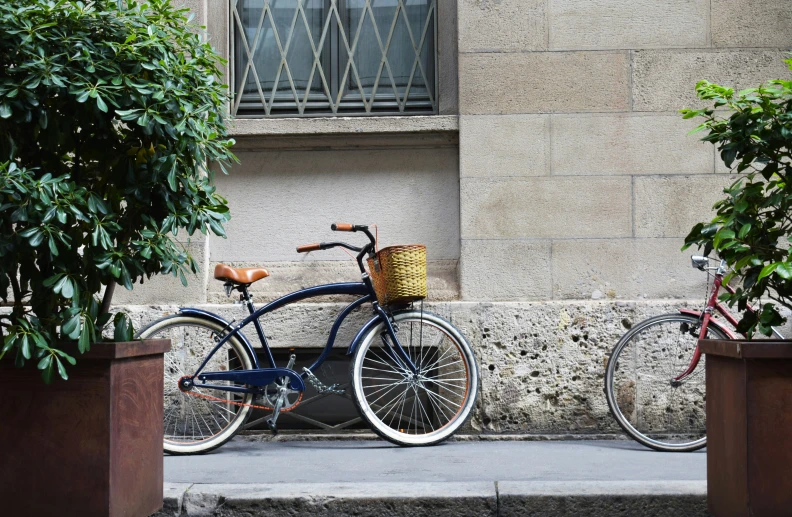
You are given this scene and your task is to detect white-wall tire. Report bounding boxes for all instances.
[350,310,478,446]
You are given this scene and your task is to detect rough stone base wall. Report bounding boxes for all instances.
[120,299,755,435]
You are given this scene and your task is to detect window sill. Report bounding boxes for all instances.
[228,115,459,137]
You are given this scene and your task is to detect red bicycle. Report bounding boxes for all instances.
[604,255,784,452]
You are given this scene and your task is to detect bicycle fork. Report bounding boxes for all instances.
[674,274,724,383]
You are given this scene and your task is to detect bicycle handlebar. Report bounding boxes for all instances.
[296,223,376,256]
[296,243,322,253]
[332,222,371,232]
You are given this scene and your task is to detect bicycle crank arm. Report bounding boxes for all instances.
[196,367,306,391]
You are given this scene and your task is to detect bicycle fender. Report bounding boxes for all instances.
[347,313,384,356]
[678,309,738,339]
[177,307,260,366]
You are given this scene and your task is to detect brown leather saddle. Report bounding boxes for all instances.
[213,263,269,285]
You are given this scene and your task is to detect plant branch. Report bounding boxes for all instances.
[99,280,115,316]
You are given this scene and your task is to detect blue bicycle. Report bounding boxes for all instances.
[137,223,479,453]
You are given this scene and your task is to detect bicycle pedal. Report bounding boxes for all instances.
[266,418,278,436]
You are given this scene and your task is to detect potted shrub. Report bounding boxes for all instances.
[682,57,792,517]
[0,1,235,515]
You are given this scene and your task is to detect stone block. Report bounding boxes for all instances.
[459,52,630,115]
[712,0,792,48]
[460,177,632,239]
[458,0,547,52]
[551,114,714,175]
[112,239,208,305]
[459,239,551,301]
[632,49,792,112]
[460,115,549,177]
[551,238,710,300]
[210,146,460,262]
[634,175,733,238]
[549,0,709,50]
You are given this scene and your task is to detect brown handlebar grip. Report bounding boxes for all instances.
[296,243,322,253]
[331,223,354,232]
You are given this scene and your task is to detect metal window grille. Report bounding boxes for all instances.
[231,0,438,117]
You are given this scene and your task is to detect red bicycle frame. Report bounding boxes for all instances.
[673,271,750,382]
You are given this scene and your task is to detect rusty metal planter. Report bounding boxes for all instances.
[0,340,170,517]
[700,339,792,517]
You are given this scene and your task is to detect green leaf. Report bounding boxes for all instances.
[207,217,225,237]
[2,334,17,355]
[738,223,752,239]
[777,262,792,280]
[113,313,134,342]
[61,278,74,299]
[758,263,780,281]
[48,237,59,256]
[95,95,108,113]
[41,361,55,384]
[19,335,30,359]
[43,274,64,287]
[78,321,91,353]
[28,231,45,247]
[31,332,48,350]
[37,355,52,371]
[61,314,80,339]
[0,104,11,119]
[56,357,68,381]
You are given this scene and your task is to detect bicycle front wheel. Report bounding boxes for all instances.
[605,313,727,452]
[350,310,479,446]
[136,315,255,455]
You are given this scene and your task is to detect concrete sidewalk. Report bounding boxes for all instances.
[157,438,708,516]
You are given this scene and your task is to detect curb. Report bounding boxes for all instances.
[236,432,635,443]
[154,480,708,517]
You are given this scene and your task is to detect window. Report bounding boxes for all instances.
[231,0,437,117]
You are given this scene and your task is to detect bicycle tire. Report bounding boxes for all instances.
[604,313,727,452]
[136,315,255,455]
[350,310,479,446]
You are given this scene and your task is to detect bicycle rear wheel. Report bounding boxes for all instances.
[136,315,255,455]
[350,310,478,446]
[604,313,727,452]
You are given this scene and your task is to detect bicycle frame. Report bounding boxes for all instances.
[185,281,418,395]
[673,270,782,382]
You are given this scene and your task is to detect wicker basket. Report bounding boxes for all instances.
[367,244,427,306]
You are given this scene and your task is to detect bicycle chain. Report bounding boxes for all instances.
[177,376,303,412]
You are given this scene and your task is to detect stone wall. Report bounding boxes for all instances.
[457,0,792,302]
[111,1,792,436]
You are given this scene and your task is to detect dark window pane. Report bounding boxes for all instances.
[233,0,436,116]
